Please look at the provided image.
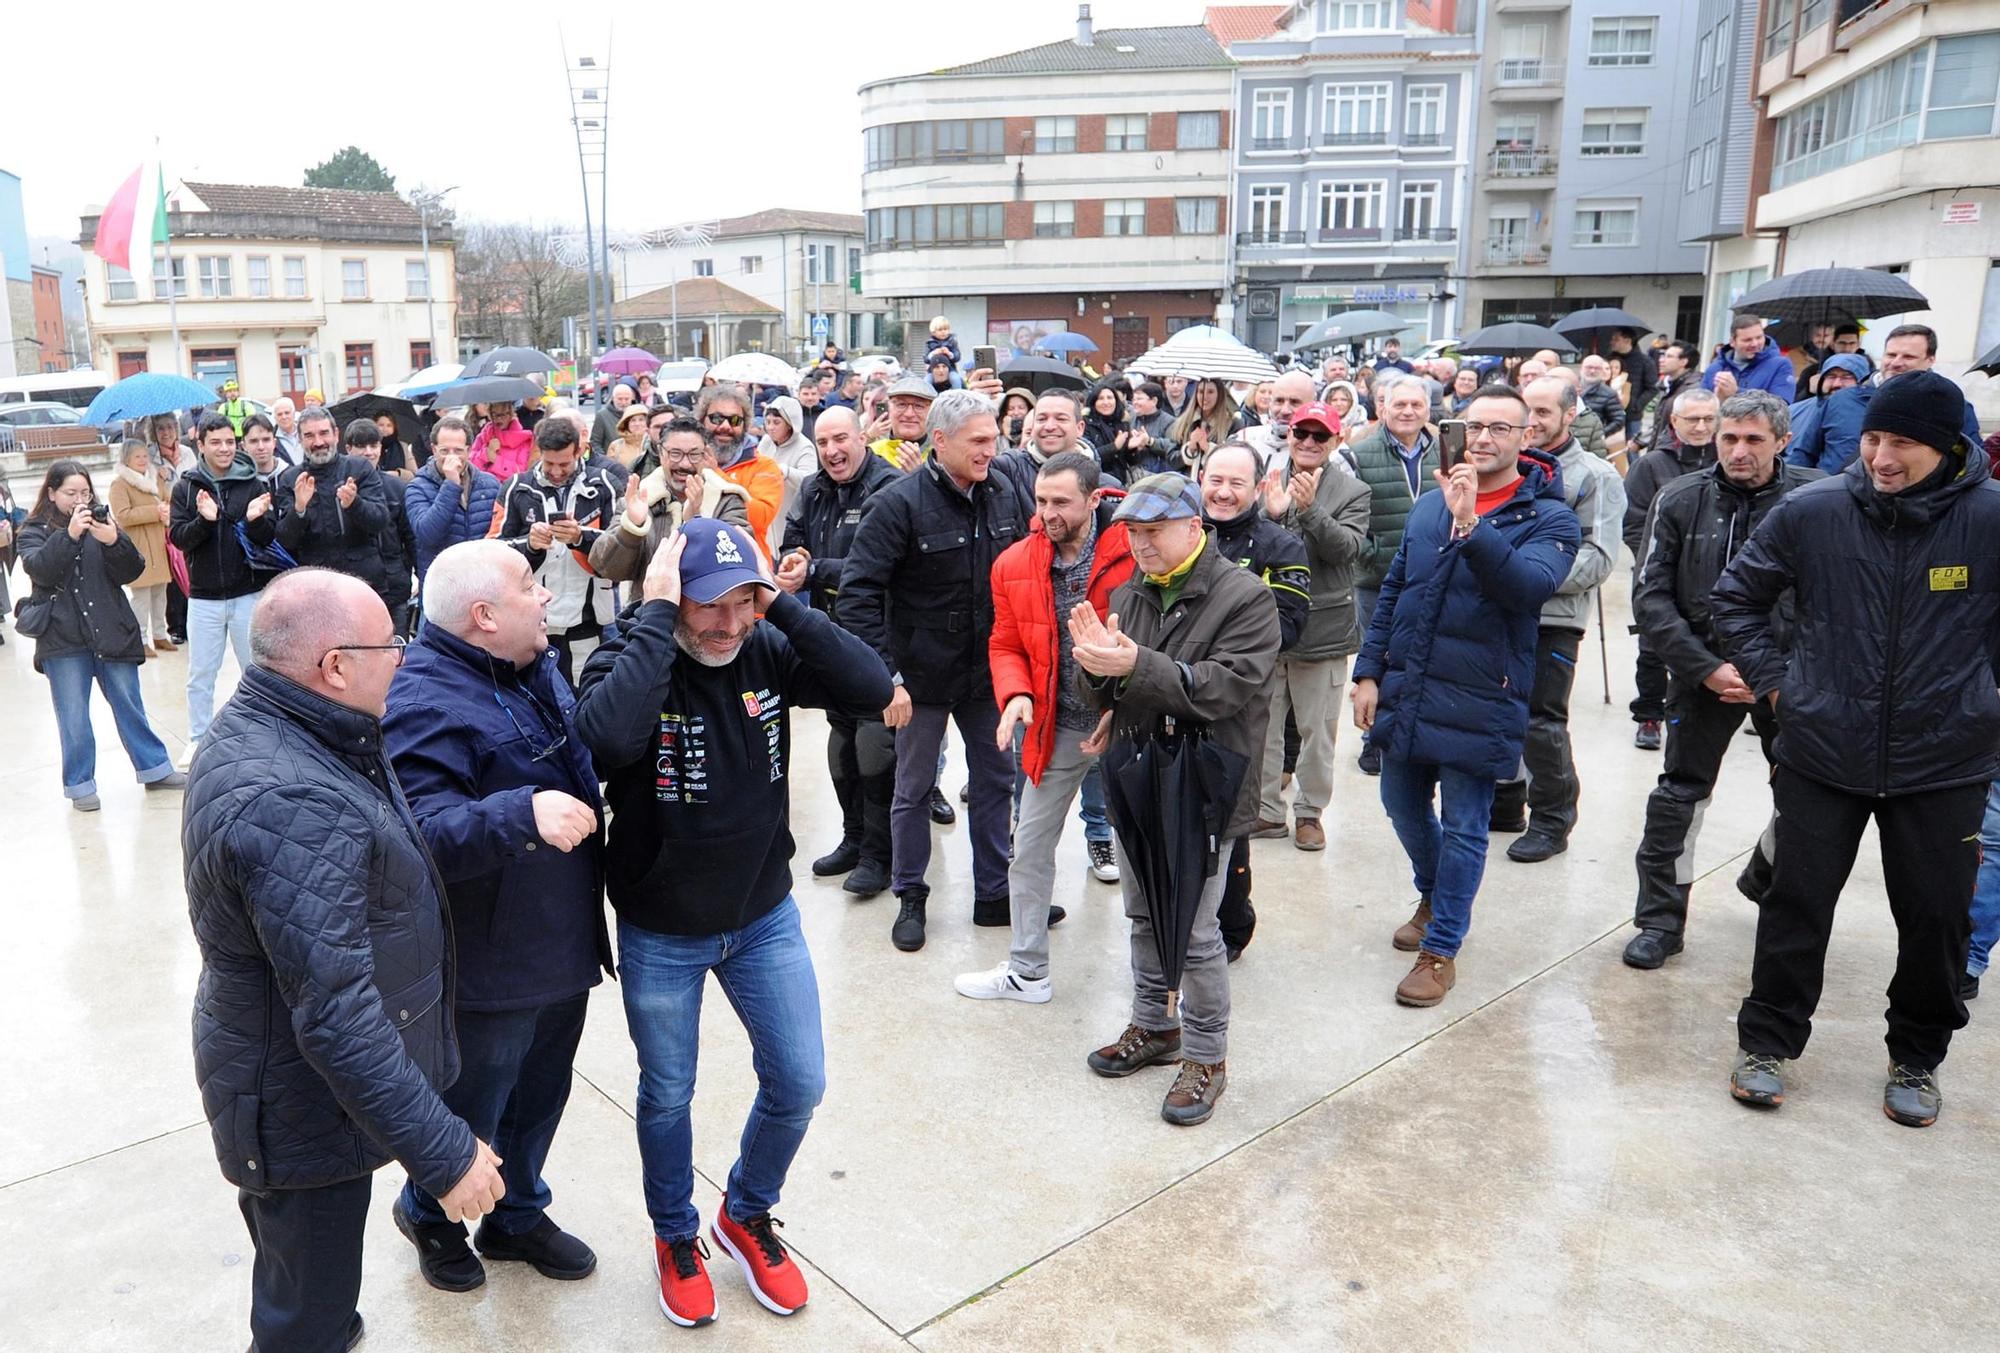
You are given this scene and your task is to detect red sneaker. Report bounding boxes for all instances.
[653,1235,716,1327]
[711,1198,809,1315]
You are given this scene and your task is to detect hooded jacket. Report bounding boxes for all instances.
[404,460,504,582]
[1354,451,1582,778]
[1702,340,1796,396]
[274,453,392,583]
[1537,435,1625,632]
[472,420,535,479]
[1711,442,2000,797]
[781,453,900,624]
[172,452,283,600]
[1785,375,1985,475]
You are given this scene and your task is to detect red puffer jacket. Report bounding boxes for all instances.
[988,512,1135,783]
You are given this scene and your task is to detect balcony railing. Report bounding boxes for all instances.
[1403,132,1446,148]
[1236,230,1307,247]
[1496,58,1549,84]
[1250,136,1292,151]
[1395,227,1459,242]
[1482,237,1551,265]
[1320,131,1389,147]
[1488,147,1556,176]
[1317,226,1384,242]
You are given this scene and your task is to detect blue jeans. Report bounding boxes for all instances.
[187,594,256,744]
[1378,757,1499,959]
[43,654,174,799]
[1970,781,2000,976]
[399,993,589,1234]
[619,898,825,1243]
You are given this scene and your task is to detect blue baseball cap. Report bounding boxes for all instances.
[677,518,773,604]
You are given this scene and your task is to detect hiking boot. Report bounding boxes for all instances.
[1622,929,1684,970]
[712,1199,808,1316]
[1248,818,1289,840]
[1087,838,1120,882]
[1634,720,1662,751]
[1507,830,1567,863]
[1294,818,1325,851]
[972,893,1011,927]
[474,1215,596,1280]
[1395,951,1456,1007]
[1086,1023,1182,1078]
[1358,743,1382,776]
[393,1199,485,1292]
[843,858,889,897]
[1729,1049,1786,1108]
[953,961,1051,1004]
[891,889,928,952]
[653,1235,715,1327]
[1884,1064,1942,1128]
[1161,1059,1228,1127]
[1391,898,1433,953]
[928,787,956,825]
[811,839,860,877]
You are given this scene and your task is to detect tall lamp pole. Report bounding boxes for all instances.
[414,185,458,362]
[562,40,611,364]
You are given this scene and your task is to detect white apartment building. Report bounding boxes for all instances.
[78,182,455,402]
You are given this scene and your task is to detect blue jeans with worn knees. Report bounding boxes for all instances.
[1378,757,1498,960]
[1969,781,2000,976]
[43,654,174,799]
[186,593,257,744]
[399,993,589,1234]
[618,898,826,1243]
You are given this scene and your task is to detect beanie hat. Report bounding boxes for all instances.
[1861,370,1967,456]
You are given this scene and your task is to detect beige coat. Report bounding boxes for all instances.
[108,464,171,589]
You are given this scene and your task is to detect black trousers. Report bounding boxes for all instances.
[1630,637,1667,723]
[827,710,896,866]
[1632,683,1778,935]
[1218,836,1255,951]
[238,1173,372,1353]
[1492,626,1582,836]
[167,578,188,639]
[1738,768,1982,1070]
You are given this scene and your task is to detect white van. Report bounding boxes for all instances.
[0,370,111,411]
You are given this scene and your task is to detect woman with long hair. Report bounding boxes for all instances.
[1170,377,1241,465]
[15,460,183,810]
[1082,382,1129,463]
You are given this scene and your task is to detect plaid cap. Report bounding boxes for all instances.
[1113,471,1202,523]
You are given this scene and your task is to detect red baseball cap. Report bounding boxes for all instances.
[1291,401,1342,435]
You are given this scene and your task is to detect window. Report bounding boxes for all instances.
[1318,0,1391,30]
[196,255,232,298]
[1485,209,1531,262]
[821,244,836,280]
[1033,201,1075,239]
[1573,200,1639,247]
[1105,199,1147,237]
[1251,89,1292,147]
[1403,84,1445,143]
[1175,197,1220,233]
[247,256,270,298]
[190,347,239,389]
[410,341,432,371]
[1800,0,1831,35]
[1686,149,1703,193]
[1494,113,1540,148]
[343,343,375,392]
[693,258,714,277]
[1580,107,1648,156]
[807,248,820,284]
[1696,32,1715,93]
[741,256,763,275]
[278,345,309,399]
[1926,34,2000,140]
[1399,181,1441,236]
[1702,139,1718,184]
[1177,111,1222,149]
[1588,17,1656,67]
[1712,17,1730,88]
[1763,0,1792,62]
[152,256,187,300]
[341,259,367,299]
[865,204,1004,249]
[1247,185,1288,239]
[1771,42,1931,188]
[1498,23,1547,82]
[1106,114,1148,151]
[399,259,426,300]
[1323,83,1391,144]
[106,264,136,301]
[1317,180,1385,236]
[1034,116,1076,153]
[863,118,1006,169]
[848,247,861,281]
[283,256,307,298]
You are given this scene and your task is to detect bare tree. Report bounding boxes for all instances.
[453,220,588,351]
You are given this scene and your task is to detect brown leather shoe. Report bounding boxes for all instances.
[1248,818,1289,840]
[1161,1060,1227,1126]
[153,637,178,652]
[1391,899,1433,952]
[1293,819,1325,851]
[1395,951,1456,1007]
[1086,1023,1183,1078]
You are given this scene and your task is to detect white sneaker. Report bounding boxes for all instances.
[1087,839,1120,883]
[176,740,198,771]
[953,961,1051,1004]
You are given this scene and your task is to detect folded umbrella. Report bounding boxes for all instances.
[460,346,559,380]
[997,356,1089,394]
[1457,321,1573,359]
[86,372,226,425]
[1730,267,1929,329]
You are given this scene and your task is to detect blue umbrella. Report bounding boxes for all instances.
[85,372,223,424]
[1031,331,1099,356]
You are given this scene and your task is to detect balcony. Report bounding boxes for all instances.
[1316,226,1385,243]
[1493,0,1570,9]
[1236,231,1307,248]
[1249,136,1293,152]
[1319,132,1389,148]
[1497,58,1547,83]
[1492,58,1562,99]
[1402,132,1447,149]
[1487,147,1557,178]
[1395,227,1459,242]
[1482,237,1551,266]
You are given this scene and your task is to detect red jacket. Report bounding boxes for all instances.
[988,515,1135,783]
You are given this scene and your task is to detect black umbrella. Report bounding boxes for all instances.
[1286,309,1411,351]
[1553,306,1653,353]
[1730,267,1929,328]
[326,392,427,447]
[1973,342,2000,378]
[997,355,1089,395]
[1099,721,1248,992]
[425,375,545,407]
[460,346,560,380]
[1457,322,1573,359]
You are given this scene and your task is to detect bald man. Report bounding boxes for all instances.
[184,567,504,1352]
[1246,369,1319,472]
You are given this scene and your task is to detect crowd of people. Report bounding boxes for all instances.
[12,311,1993,1347]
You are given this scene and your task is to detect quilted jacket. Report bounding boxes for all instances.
[185,664,476,1197]
[403,459,503,583]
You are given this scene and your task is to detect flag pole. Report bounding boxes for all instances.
[157,140,182,374]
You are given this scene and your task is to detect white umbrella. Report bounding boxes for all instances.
[1128,335,1279,385]
[709,352,799,389]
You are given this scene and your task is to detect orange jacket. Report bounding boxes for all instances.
[717,453,784,560]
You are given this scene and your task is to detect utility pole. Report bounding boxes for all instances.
[413,185,458,364]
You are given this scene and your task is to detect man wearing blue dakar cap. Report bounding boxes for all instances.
[573,515,891,1326]
[1069,471,1280,1128]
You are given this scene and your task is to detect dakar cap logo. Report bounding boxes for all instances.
[714,530,744,565]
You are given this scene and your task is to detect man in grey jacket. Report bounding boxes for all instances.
[1493,376,1626,861]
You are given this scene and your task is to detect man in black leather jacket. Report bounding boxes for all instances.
[184,568,504,1353]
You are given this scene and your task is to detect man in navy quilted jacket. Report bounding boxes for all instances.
[184,567,506,1353]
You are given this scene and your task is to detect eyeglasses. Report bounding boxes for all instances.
[1463,422,1524,439]
[663,449,707,464]
[705,413,746,428]
[493,688,569,762]
[319,636,407,666]
[1291,427,1334,444]
[1675,414,1718,425]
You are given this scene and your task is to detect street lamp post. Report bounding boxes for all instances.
[415,185,458,363]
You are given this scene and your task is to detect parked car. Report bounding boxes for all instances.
[0,401,119,453]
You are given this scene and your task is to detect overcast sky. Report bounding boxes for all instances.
[8,0,1210,241]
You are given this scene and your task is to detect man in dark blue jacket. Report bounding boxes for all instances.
[381,539,610,1293]
[184,567,505,1353]
[1351,386,1581,1008]
[404,416,503,590]
[1712,371,2000,1128]
[1783,325,1983,474]
[1702,313,1796,396]
[575,517,892,1328]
